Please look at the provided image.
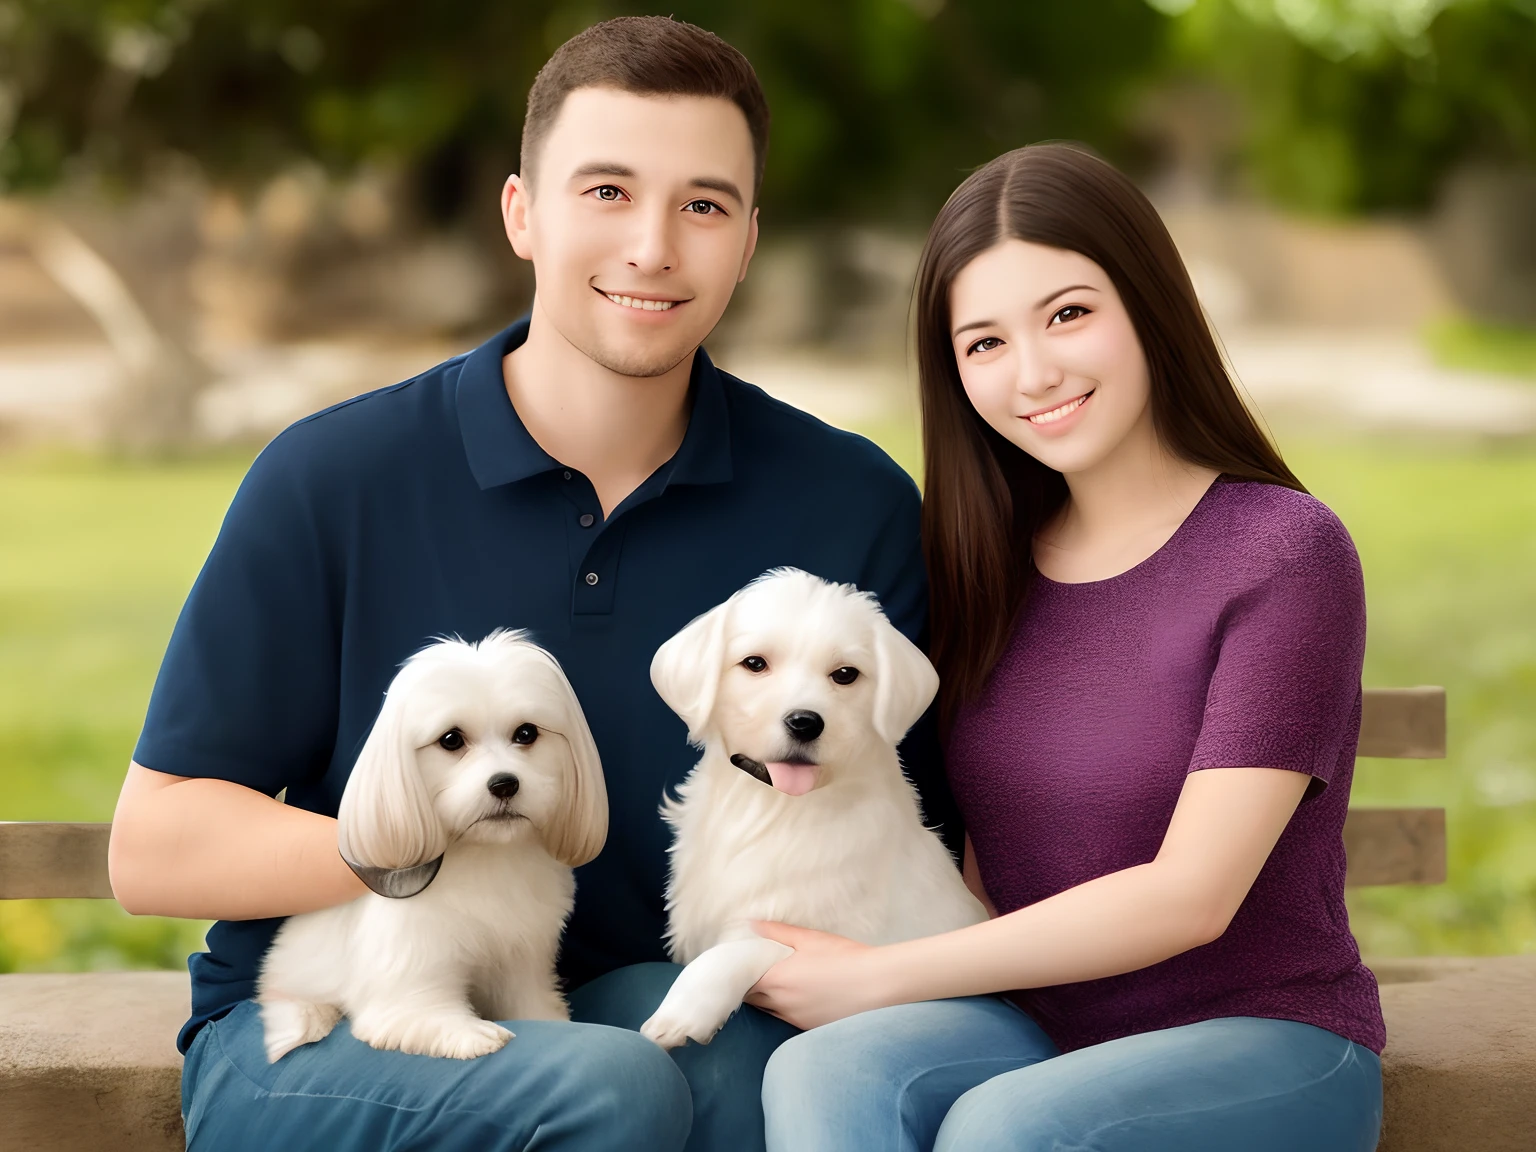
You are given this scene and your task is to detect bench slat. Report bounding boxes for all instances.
[1360,687,1446,759]
[0,821,113,899]
[1344,808,1447,886]
[3,810,1448,898]
[0,687,1452,900]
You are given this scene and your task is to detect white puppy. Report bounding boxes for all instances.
[257,631,607,1063]
[640,568,985,1049]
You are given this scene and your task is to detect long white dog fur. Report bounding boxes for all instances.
[257,630,607,1062]
[641,568,986,1049]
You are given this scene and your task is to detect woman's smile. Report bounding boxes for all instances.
[1023,389,1094,431]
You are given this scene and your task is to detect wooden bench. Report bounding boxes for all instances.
[2,687,1531,1151]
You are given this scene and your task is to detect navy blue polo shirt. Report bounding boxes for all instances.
[136,319,955,1052]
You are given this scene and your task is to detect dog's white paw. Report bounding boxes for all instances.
[640,1004,726,1050]
[260,998,341,1063]
[355,1013,513,1060]
[423,1017,513,1060]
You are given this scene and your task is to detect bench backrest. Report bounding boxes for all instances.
[1344,686,1446,886]
[0,687,1448,900]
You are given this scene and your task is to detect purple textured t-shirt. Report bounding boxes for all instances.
[946,479,1386,1055]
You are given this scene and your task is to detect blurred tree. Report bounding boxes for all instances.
[0,0,1169,224]
[3,1,1533,220]
[7,1,1529,449]
[1163,0,1536,213]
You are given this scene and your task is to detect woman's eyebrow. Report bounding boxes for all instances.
[952,283,1101,337]
[1035,283,1097,309]
[952,318,998,338]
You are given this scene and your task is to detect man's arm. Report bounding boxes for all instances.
[110,762,366,920]
[115,426,353,921]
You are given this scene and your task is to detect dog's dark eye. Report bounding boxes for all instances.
[830,666,860,686]
[512,723,538,745]
[741,655,768,673]
[437,728,466,751]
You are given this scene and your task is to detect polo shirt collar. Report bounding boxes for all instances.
[456,318,733,492]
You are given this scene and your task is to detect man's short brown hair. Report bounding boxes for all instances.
[521,16,770,201]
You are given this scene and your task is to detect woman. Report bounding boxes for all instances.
[748,144,1384,1151]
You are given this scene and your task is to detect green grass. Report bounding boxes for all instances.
[1423,318,1536,381]
[0,450,252,972]
[1287,437,1536,956]
[1,431,1533,970]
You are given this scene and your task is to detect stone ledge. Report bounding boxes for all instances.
[0,971,186,1152]
[1374,954,1536,1152]
[2,958,1533,1151]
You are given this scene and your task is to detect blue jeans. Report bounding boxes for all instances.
[181,962,796,1151]
[762,998,1382,1151]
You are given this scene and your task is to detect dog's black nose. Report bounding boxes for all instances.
[784,710,824,742]
[487,773,521,799]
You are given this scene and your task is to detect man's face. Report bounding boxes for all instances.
[505,87,759,378]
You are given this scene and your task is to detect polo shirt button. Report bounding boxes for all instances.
[562,470,572,481]
[579,513,595,528]
[584,572,599,586]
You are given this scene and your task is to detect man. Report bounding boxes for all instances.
[110,15,952,1151]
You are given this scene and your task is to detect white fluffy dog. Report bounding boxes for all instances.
[640,569,986,1049]
[257,631,607,1063]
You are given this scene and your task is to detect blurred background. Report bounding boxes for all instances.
[1,0,1533,973]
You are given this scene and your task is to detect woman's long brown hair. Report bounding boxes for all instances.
[917,143,1303,727]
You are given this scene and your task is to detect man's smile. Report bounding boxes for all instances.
[595,286,688,312]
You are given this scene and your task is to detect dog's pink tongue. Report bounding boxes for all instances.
[765,762,817,796]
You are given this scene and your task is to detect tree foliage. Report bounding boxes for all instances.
[1170,0,1536,213]
[0,0,1167,223]
[0,0,1532,219]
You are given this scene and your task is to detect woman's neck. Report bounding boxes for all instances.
[1035,412,1219,584]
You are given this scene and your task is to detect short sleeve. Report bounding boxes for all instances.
[1188,503,1366,791]
[858,469,962,856]
[133,433,341,794]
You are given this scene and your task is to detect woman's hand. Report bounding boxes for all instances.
[744,922,890,1030]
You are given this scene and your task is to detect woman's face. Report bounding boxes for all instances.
[949,239,1151,477]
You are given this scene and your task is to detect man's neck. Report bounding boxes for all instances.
[502,299,694,518]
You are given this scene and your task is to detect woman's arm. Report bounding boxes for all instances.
[108,761,367,920]
[748,765,1309,1028]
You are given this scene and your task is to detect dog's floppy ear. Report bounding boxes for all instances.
[870,614,941,745]
[336,681,447,872]
[533,649,609,868]
[650,599,732,744]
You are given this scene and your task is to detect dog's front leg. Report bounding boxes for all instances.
[641,936,794,1049]
[349,985,513,1060]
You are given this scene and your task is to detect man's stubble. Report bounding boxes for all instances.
[569,324,702,381]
